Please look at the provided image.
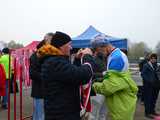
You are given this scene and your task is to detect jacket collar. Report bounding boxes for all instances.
[36,44,64,58]
[147,62,155,71]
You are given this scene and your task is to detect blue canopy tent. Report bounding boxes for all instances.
[72,25,128,50]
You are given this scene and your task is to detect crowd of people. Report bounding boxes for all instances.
[0,31,160,120]
[29,31,138,120]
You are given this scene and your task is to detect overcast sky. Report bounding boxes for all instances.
[0,0,160,49]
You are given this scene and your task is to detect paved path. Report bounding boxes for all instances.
[1,90,160,120]
[0,68,160,120]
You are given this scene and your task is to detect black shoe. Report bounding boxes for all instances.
[145,114,155,119]
[152,112,160,116]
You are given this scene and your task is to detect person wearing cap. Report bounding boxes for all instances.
[29,32,54,120]
[39,31,95,120]
[92,35,138,120]
[88,36,107,120]
[0,47,12,109]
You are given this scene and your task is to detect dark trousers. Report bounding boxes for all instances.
[152,87,160,113]
[144,81,160,115]
[141,80,144,102]
[2,80,9,106]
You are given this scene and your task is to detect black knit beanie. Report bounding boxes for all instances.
[51,31,72,48]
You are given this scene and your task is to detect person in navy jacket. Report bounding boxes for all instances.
[141,53,160,119]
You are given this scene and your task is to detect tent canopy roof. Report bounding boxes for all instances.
[72,25,102,40]
[72,25,128,50]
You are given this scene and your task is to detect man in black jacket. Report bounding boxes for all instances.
[39,31,95,120]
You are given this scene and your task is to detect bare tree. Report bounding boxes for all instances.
[128,41,151,61]
[7,40,23,49]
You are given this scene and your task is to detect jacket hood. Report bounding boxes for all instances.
[37,44,63,58]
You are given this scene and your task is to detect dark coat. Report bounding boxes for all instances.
[93,53,106,81]
[141,62,158,86]
[139,59,147,72]
[29,52,43,98]
[41,55,93,120]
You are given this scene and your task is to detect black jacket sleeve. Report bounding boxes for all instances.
[29,53,41,81]
[41,57,93,86]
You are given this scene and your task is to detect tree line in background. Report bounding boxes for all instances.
[0,40,23,50]
[128,41,160,62]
